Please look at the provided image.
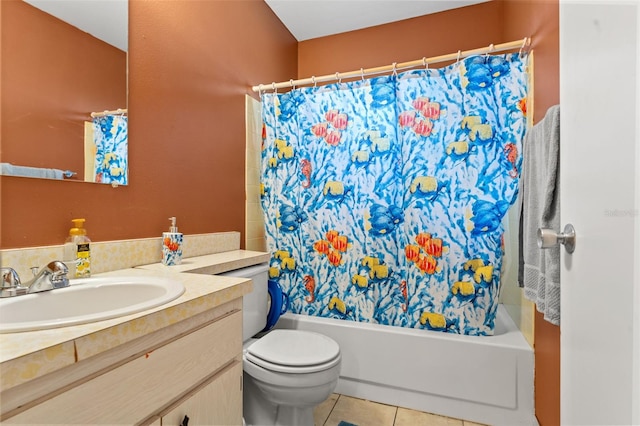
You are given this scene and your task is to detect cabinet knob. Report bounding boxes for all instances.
[181,415,189,426]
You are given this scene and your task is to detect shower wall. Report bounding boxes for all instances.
[245,95,266,252]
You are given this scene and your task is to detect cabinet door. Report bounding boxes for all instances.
[5,311,241,425]
[161,361,243,426]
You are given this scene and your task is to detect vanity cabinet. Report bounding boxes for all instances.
[153,361,243,425]
[2,300,243,425]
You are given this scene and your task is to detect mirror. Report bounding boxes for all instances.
[0,0,128,185]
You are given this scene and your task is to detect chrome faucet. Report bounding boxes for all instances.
[25,261,70,293]
[0,261,70,297]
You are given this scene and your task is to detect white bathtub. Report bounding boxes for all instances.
[275,304,536,426]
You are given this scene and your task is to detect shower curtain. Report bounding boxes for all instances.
[92,114,128,185]
[260,53,529,335]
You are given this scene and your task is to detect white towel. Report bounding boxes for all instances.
[0,163,64,180]
[519,105,561,325]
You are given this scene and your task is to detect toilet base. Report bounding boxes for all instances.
[274,405,314,426]
[243,373,277,425]
[243,370,332,426]
[243,404,313,426]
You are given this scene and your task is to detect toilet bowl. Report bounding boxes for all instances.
[219,264,341,426]
[243,329,341,425]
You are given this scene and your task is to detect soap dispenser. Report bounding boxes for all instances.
[162,217,183,266]
[63,218,91,278]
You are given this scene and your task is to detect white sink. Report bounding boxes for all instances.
[0,276,185,333]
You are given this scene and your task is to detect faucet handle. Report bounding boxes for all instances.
[1,267,27,297]
[1,267,21,289]
[48,261,70,289]
[47,261,69,273]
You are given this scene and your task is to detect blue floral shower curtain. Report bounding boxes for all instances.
[92,114,128,185]
[261,53,529,335]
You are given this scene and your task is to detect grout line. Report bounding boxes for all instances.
[320,393,479,426]
[392,405,399,426]
[324,394,340,426]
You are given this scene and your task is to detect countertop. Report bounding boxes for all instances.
[0,250,269,390]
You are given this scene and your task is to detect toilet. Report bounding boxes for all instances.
[220,263,341,426]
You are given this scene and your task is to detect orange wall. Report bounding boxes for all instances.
[1,0,126,178]
[299,2,502,78]
[503,2,560,425]
[0,0,297,248]
[298,2,560,425]
[503,0,560,122]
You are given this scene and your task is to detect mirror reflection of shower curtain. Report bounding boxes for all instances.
[260,53,530,336]
[92,114,128,185]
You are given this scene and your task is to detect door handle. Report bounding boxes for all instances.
[537,224,576,254]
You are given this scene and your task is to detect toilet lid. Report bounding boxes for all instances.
[245,329,340,373]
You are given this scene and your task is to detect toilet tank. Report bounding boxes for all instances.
[218,263,269,341]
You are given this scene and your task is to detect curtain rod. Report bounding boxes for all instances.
[252,37,531,93]
[90,108,127,118]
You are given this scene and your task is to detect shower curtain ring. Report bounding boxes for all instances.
[485,43,494,62]
[519,37,529,58]
[392,62,398,76]
[335,72,341,83]
[360,68,365,81]
[486,43,494,57]
[422,57,428,70]
[456,50,461,63]
[311,76,316,88]
[258,84,264,96]
[290,79,295,89]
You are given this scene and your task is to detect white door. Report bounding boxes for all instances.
[560,2,640,425]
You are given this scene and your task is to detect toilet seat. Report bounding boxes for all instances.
[263,279,288,332]
[244,329,340,374]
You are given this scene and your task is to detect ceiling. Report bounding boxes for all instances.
[23,0,127,51]
[22,0,489,51]
[264,0,489,41]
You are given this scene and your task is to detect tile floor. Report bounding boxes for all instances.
[313,394,488,426]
